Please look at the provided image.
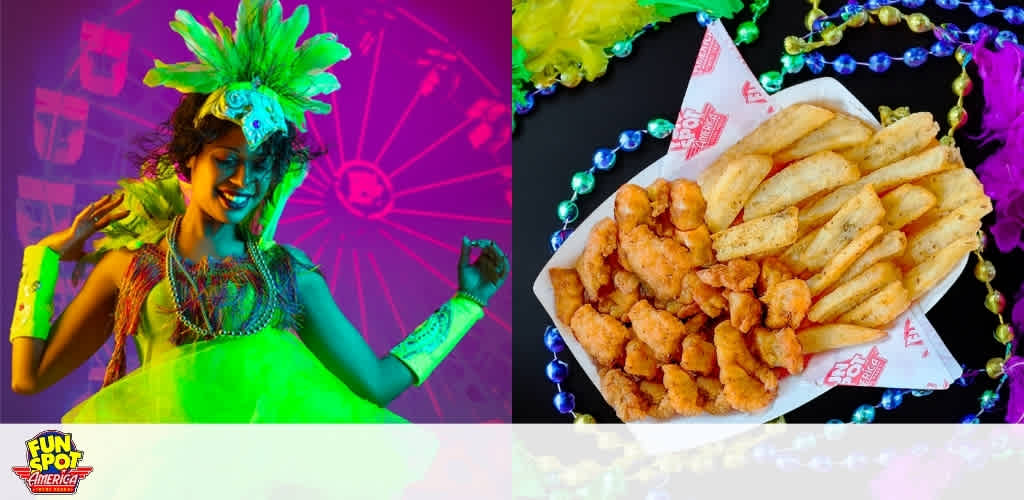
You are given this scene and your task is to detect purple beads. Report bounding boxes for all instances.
[515,93,534,114]
[549,228,572,252]
[1005,6,1024,25]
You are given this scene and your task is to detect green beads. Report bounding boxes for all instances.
[781,53,805,74]
[610,40,632,58]
[557,200,579,223]
[994,324,1014,344]
[736,21,760,45]
[647,118,674,139]
[759,71,783,93]
[984,290,1005,314]
[974,260,995,282]
[980,390,999,410]
[985,357,1005,378]
[571,171,595,194]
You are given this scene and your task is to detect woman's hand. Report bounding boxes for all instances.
[37,193,128,261]
[457,237,509,307]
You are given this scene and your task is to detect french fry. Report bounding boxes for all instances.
[881,184,937,230]
[705,155,773,233]
[774,114,874,164]
[799,145,951,230]
[797,324,888,354]
[809,261,901,323]
[806,225,884,296]
[904,236,977,301]
[802,185,885,272]
[780,225,822,274]
[711,207,799,261]
[914,167,985,214]
[836,281,911,328]
[903,196,991,266]
[744,151,860,220]
[835,231,907,287]
[842,112,939,172]
[698,104,835,195]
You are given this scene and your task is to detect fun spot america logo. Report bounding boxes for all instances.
[11,431,93,494]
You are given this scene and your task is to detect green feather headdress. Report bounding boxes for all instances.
[131,0,351,250]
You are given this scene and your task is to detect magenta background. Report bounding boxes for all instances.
[0,0,510,422]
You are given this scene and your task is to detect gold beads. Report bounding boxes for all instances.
[805,8,827,31]
[559,67,582,88]
[974,260,995,282]
[821,26,843,46]
[847,11,869,28]
[939,135,956,146]
[906,13,933,33]
[784,36,807,55]
[947,105,967,129]
[573,413,596,424]
[994,324,1014,345]
[985,290,1006,314]
[878,6,902,26]
[953,72,973,97]
[879,105,910,127]
[955,46,971,66]
[985,357,1005,379]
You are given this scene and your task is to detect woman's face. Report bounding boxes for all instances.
[186,126,274,226]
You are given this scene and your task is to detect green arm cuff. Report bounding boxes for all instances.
[10,246,60,343]
[390,295,484,386]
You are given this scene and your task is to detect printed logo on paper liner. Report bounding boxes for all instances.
[903,318,924,348]
[693,30,721,76]
[741,81,768,105]
[824,346,887,387]
[11,430,93,495]
[670,103,728,160]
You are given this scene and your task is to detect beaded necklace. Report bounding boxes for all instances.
[165,216,279,339]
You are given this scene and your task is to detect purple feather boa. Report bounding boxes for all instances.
[970,40,1024,424]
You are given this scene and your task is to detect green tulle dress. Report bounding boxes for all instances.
[62,240,406,423]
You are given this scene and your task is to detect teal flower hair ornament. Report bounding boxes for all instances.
[142,0,352,149]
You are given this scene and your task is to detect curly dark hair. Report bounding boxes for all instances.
[129,93,324,187]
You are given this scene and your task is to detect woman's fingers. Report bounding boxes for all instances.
[94,210,130,229]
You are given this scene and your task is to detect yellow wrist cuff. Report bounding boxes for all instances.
[390,295,484,385]
[10,246,60,343]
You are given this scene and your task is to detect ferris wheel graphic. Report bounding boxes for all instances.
[20,0,511,422]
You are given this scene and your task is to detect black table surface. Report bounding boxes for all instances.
[512,4,1023,423]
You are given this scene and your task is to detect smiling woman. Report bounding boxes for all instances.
[7,0,509,423]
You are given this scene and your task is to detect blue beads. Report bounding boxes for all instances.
[544,326,565,353]
[868,52,892,73]
[826,418,844,424]
[902,0,925,7]
[611,40,632,58]
[961,414,980,424]
[618,130,643,152]
[557,200,579,223]
[865,0,884,10]
[812,18,832,33]
[1005,6,1024,25]
[980,389,999,410]
[930,41,955,57]
[515,93,534,115]
[806,52,826,74]
[881,389,904,410]
[553,392,575,413]
[911,389,932,397]
[996,31,1019,49]
[833,54,857,75]
[903,47,928,68]
[852,404,876,423]
[549,228,572,252]
[937,0,959,9]
[970,0,995,17]
[537,84,557,96]
[840,4,864,20]
[546,360,569,383]
[696,11,716,26]
[592,148,616,171]
[967,22,989,42]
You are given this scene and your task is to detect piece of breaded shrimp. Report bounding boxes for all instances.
[615,184,652,236]
[757,257,794,297]
[624,339,660,379]
[569,305,631,367]
[669,179,706,232]
[640,380,677,419]
[761,279,811,329]
[681,334,717,375]
[627,300,687,363]
[549,268,585,325]
[620,225,693,301]
[662,364,704,416]
[727,291,763,333]
[675,225,714,267]
[683,271,726,318]
[696,376,733,415]
[601,368,650,422]
[752,326,805,375]
[696,259,760,291]
[714,323,778,412]
[575,218,618,302]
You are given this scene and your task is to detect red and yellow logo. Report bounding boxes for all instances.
[11,431,92,494]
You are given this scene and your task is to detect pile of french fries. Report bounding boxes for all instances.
[700,104,991,353]
[548,103,992,420]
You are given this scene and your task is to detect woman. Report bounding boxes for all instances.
[8,0,509,422]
